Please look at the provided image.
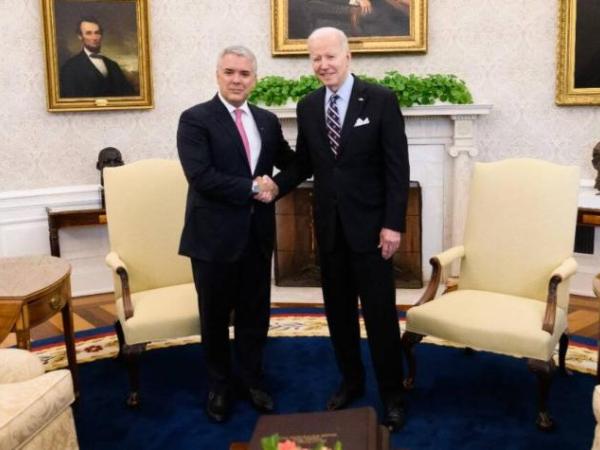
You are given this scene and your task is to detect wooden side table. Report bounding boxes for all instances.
[46,206,106,257]
[0,300,21,344]
[0,255,79,397]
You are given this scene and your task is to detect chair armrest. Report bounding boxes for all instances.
[105,251,127,272]
[550,257,577,281]
[542,257,577,335]
[435,245,465,267]
[413,246,466,306]
[0,349,44,383]
[105,252,134,320]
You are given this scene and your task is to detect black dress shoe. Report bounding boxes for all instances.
[383,403,406,432]
[248,388,275,413]
[206,390,230,423]
[326,384,364,411]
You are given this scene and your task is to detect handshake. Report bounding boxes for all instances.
[253,175,279,203]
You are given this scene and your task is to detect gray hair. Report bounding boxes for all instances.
[217,45,257,73]
[307,27,349,53]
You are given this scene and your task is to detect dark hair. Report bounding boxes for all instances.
[76,17,103,36]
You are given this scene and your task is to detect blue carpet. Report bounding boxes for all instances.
[74,337,596,450]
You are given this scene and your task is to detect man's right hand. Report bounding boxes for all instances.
[253,175,279,203]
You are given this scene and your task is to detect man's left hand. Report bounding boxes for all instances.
[378,228,401,260]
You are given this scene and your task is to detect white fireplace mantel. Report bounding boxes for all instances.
[270,103,493,279]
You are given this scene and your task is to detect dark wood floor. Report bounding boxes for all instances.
[1,292,598,348]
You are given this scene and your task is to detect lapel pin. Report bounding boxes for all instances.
[358,97,364,102]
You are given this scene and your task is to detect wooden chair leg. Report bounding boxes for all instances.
[401,331,423,390]
[122,343,145,408]
[527,358,556,431]
[558,332,571,375]
[114,320,126,362]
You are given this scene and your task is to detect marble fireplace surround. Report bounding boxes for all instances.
[270,103,493,283]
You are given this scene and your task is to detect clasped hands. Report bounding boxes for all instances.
[253,175,279,203]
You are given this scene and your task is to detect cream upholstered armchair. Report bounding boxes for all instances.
[103,159,200,407]
[402,158,580,430]
[0,349,78,449]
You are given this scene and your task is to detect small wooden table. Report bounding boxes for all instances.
[46,206,106,257]
[0,300,21,343]
[0,255,79,396]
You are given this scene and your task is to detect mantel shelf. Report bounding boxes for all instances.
[268,103,493,119]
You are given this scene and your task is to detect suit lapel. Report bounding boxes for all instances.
[308,88,335,161]
[209,95,252,173]
[339,78,368,151]
[314,88,328,145]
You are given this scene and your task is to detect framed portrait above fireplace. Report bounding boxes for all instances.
[271,0,427,55]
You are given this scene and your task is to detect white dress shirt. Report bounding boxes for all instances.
[218,93,262,174]
[84,47,108,77]
[324,74,355,128]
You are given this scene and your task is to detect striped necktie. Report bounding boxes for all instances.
[326,94,341,157]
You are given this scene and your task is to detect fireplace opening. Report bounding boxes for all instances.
[274,181,422,288]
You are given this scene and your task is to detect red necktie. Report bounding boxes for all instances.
[234,109,252,165]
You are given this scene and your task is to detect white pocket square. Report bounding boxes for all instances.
[354,117,370,127]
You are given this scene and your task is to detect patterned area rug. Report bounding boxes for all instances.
[34,311,598,375]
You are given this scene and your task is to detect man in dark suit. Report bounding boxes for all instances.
[177,45,293,423]
[60,17,135,98]
[272,27,409,431]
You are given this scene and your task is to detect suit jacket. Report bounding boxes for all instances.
[177,95,295,262]
[275,77,409,253]
[59,51,135,98]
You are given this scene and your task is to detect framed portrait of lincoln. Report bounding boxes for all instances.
[271,0,427,54]
[42,0,153,112]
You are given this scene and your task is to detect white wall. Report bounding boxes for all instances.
[1,0,599,192]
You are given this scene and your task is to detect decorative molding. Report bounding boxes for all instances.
[270,103,493,120]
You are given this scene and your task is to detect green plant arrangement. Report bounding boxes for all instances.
[249,72,473,108]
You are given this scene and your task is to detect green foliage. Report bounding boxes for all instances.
[249,72,473,107]
[355,74,380,85]
[260,434,280,450]
[380,71,473,107]
[289,75,322,101]
[248,76,294,107]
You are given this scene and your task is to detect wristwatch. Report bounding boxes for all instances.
[251,181,261,195]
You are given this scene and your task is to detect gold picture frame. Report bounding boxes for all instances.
[556,0,600,105]
[271,0,427,55]
[42,0,153,112]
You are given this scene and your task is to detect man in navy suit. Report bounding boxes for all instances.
[59,17,134,98]
[177,46,294,423]
[272,27,409,431]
